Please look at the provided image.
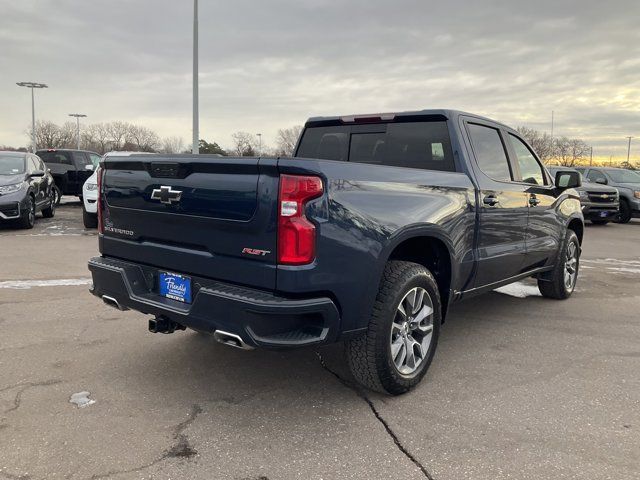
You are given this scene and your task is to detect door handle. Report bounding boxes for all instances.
[529,196,540,206]
[483,195,499,206]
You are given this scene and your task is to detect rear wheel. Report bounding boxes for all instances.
[51,184,62,206]
[18,196,36,229]
[614,199,632,224]
[82,205,98,229]
[345,261,441,395]
[538,230,580,299]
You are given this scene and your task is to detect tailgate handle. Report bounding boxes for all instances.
[149,162,181,178]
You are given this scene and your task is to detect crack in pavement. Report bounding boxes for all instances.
[1,380,62,414]
[315,352,434,480]
[90,404,202,479]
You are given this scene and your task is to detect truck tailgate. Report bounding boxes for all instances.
[100,155,278,290]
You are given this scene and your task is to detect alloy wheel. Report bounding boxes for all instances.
[564,241,578,291]
[390,287,434,376]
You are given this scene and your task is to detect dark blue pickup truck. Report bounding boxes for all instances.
[88,110,584,394]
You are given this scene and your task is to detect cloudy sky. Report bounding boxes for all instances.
[1,0,638,160]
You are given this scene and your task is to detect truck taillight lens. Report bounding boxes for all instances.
[278,174,323,265]
[96,166,104,234]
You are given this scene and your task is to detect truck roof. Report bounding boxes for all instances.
[305,109,510,129]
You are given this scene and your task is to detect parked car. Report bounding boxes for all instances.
[0,151,56,229]
[82,151,156,228]
[36,149,101,203]
[88,109,584,395]
[547,167,619,225]
[574,167,640,223]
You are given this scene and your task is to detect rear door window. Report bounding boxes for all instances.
[467,123,512,182]
[296,121,456,172]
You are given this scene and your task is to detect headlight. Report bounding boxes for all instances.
[634,191,640,199]
[0,183,23,195]
[85,183,98,191]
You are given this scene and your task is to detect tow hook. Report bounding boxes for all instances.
[148,316,186,334]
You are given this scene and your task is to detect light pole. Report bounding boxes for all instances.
[256,133,262,156]
[68,113,87,150]
[626,136,633,164]
[16,81,48,152]
[192,0,199,154]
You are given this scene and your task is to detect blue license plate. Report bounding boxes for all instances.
[600,211,609,217]
[159,272,192,303]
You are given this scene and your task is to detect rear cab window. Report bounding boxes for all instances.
[38,151,73,165]
[296,120,457,172]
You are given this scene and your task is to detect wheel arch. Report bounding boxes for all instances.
[567,216,584,245]
[380,227,454,322]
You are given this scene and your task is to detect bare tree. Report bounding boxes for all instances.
[516,126,553,163]
[553,137,589,166]
[33,120,63,149]
[107,121,131,150]
[128,125,160,152]
[230,131,258,156]
[161,136,185,154]
[275,125,303,156]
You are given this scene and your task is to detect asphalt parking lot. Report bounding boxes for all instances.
[1,200,638,480]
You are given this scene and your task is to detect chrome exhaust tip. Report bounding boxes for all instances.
[213,330,254,350]
[102,295,128,311]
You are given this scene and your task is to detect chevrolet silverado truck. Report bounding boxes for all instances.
[88,110,584,395]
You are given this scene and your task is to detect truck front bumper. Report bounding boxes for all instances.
[581,202,619,221]
[88,256,341,349]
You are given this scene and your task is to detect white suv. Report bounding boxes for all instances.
[82,151,156,228]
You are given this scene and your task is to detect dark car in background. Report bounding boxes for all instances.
[36,149,101,203]
[0,151,56,229]
[575,167,640,223]
[548,167,619,225]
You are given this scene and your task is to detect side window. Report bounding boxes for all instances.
[73,152,91,168]
[89,154,102,168]
[467,123,512,182]
[587,170,606,183]
[508,134,546,185]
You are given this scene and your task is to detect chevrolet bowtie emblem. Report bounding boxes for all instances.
[151,186,182,205]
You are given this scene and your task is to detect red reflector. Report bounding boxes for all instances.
[277,175,323,265]
[96,167,104,234]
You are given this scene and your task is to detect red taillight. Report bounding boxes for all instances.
[277,174,323,265]
[96,166,104,234]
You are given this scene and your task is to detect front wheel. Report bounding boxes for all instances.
[18,196,36,229]
[82,206,98,229]
[614,199,632,224]
[537,230,580,299]
[345,261,441,395]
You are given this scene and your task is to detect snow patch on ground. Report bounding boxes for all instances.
[70,391,96,408]
[494,282,542,298]
[0,278,92,289]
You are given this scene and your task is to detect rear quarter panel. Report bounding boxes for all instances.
[277,158,476,333]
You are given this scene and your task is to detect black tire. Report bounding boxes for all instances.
[18,196,36,229]
[41,190,56,218]
[51,184,62,206]
[345,261,441,395]
[537,230,580,299]
[590,219,608,225]
[614,199,632,224]
[82,206,98,229]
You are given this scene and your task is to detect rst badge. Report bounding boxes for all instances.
[242,248,271,256]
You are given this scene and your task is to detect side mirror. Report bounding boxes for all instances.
[85,164,95,171]
[30,170,45,177]
[554,170,581,189]
[595,177,607,185]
